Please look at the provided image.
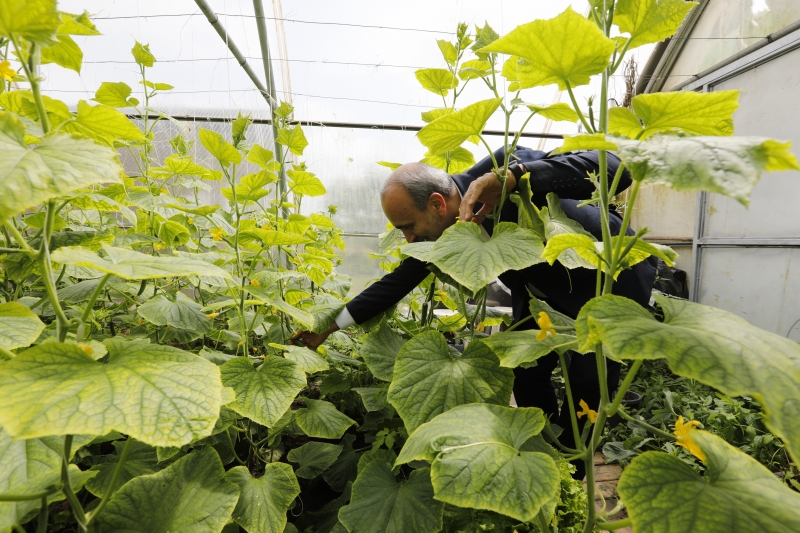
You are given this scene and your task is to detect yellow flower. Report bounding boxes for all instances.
[0,61,17,82]
[674,416,706,462]
[535,311,556,341]
[188,217,194,225]
[205,312,219,319]
[210,227,226,241]
[77,343,94,357]
[577,399,598,423]
[251,279,261,287]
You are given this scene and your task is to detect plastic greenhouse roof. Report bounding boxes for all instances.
[44,0,655,137]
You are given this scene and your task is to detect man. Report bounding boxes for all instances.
[293,146,657,478]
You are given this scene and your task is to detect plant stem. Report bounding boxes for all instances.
[536,508,551,533]
[0,346,15,360]
[598,517,632,530]
[559,352,583,450]
[85,437,132,525]
[0,487,59,502]
[616,407,676,441]
[60,436,87,528]
[606,359,642,416]
[566,81,593,133]
[78,274,112,341]
[36,495,49,533]
[226,428,248,466]
[39,202,71,341]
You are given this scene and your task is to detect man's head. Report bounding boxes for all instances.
[380,162,460,243]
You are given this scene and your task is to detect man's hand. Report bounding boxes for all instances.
[459,169,518,223]
[290,320,339,350]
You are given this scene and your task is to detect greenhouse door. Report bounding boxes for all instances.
[682,26,800,341]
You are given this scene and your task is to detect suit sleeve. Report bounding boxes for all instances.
[344,256,431,325]
[465,146,631,200]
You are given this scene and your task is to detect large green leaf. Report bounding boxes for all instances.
[323,434,360,492]
[417,98,502,155]
[576,293,800,463]
[95,447,240,533]
[0,112,122,222]
[387,331,513,432]
[295,399,356,439]
[616,135,800,206]
[616,0,698,50]
[220,356,306,427]
[137,292,212,341]
[624,90,740,139]
[480,7,615,90]
[420,147,476,174]
[52,244,233,280]
[287,170,326,196]
[427,222,544,293]
[617,431,800,533]
[94,82,138,108]
[338,462,443,533]
[0,0,60,45]
[62,101,147,145]
[525,102,579,122]
[287,441,343,479]
[0,302,45,352]
[540,192,596,269]
[199,128,241,166]
[552,133,619,154]
[41,34,82,72]
[277,125,308,156]
[85,439,162,497]
[359,319,406,381]
[281,345,329,373]
[227,464,300,533]
[415,68,458,97]
[0,339,226,447]
[241,229,311,247]
[0,428,93,531]
[481,331,578,368]
[396,404,559,522]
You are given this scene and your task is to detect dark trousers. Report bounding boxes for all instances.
[513,351,621,480]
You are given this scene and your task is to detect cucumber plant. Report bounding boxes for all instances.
[1,1,799,533]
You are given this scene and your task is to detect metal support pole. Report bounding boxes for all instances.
[193,0,276,107]
[252,0,289,219]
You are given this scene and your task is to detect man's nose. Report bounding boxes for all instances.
[401,230,415,243]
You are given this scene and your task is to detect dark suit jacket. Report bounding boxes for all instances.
[346,146,657,326]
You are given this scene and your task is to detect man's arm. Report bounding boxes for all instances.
[460,147,630,221]
[291,256,430,348]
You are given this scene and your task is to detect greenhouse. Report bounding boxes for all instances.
[0,0,799,532]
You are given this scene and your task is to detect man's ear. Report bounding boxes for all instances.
[429,192,448,215]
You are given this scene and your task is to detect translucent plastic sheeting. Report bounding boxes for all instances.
[663,0,800,90]
[44,0,651,130]
[339,235,384,295]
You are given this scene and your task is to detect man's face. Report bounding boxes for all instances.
[381,186,456,243]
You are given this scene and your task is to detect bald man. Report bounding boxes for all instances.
[293,146,657,479]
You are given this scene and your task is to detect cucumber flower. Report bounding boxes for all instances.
[210,227,226,241]
[0,61,17,82]
[536,311,556,340]
[674,416,706,462]
[577,399,598,423]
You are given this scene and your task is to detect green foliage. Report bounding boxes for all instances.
[618,431,800,532]
[616,135,799,205]
[227,464,300,533]
[0,339,226,447]
[397,404,559,522]
[94,447,239,533]
[338,462,444,533]
[0,2,798,532]
[220,356,305,427]
[387,331,513,432]
[481,7,616,90]
[578,294,800,463]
